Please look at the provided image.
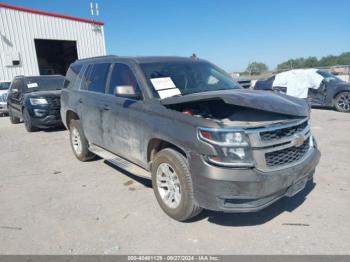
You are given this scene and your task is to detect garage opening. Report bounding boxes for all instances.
[34,39,78,75]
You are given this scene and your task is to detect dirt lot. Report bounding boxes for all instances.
[0,109,349,254]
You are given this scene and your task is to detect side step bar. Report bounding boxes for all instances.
[89,144,151,179]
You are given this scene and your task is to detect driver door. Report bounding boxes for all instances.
[8,78,24,118]
[102,63,145,166]
[308,81,327,105]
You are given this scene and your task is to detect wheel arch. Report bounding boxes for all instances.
[66,110,80,129]
[333,89,350,99]
[147,138,187,164]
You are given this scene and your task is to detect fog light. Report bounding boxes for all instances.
[33,109,47,117]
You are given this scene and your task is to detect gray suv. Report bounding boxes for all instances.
[61,56,320,221]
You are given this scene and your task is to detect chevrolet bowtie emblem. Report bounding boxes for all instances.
[293,134,305,147]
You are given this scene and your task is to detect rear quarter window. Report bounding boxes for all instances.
[82,63,111,93]
[64,64,83,89]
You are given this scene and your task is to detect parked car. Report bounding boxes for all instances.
[0,80,11,116]
[61,56,320,221]
[255,69,350,112]
[7,75,64,132]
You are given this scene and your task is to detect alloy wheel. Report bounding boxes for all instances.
[71,127,82,155]
[337,92,350,112]
[156,163,182,209]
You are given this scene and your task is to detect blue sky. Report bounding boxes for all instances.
[4,0,350,71]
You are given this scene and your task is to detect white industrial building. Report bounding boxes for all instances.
[0,3,106,81]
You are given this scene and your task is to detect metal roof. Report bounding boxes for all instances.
[0,3,104,26]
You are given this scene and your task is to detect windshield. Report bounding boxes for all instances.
[317,70,342,83]
[25,76,64,92]
[0,82,11,91]
[141,61,240,97]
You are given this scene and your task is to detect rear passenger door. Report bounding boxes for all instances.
[102,63,145,166]
[80,63,111,146]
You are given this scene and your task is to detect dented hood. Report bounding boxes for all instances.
[161,89,309,117]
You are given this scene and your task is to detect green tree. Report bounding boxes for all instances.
[304,56,318,68]
[277,52,350,71]
[246,62,268,75]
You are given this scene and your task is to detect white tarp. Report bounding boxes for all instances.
[272,69,324,98]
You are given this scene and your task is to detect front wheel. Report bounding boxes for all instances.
[334,92,350,112]
[151,148,202,221]
[9,108,20,124]
[23,108,39,132]
[69,119,95,161]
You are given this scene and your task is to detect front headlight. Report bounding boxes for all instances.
[198,128,254,167]
[29,98,48,105]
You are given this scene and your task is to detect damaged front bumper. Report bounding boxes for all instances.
[189,146,320,212]
[28,107,63,128]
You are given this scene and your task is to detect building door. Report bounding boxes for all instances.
[34,39,78,76]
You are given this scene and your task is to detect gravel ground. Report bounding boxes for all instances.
[0,109,349,254]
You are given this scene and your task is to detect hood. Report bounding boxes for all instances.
[0,90,8,95]
[161,89,309,117]
[25,90,62,98]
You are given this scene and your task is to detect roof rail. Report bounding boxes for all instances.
[75,55,118,63]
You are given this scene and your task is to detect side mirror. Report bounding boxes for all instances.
[11,88,18,94]
[114,85,141,99]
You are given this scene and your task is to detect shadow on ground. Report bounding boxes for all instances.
[190,181,316,226]
[41,125,66,132]
[311,106,334,112]
[104,160,152,187]
[102,160,316,226]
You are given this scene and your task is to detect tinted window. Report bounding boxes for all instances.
[85,63,110,93]
[108,63,141,96]
[64,64,83,89]
[81,65,92,90]
[24,76,64,93]
[317,70,341,82]
[10,79,22,93]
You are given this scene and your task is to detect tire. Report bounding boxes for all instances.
[151,148,202,221]
[9,108,20,124]
[23,108,39,132]
[69,119,95,161]
[334,92,350,112]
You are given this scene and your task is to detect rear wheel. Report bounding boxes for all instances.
[69,119,95,161]
[9,108,20,124]
[151,148,202,221]
[334,92,350,112]
[23,108,39,132]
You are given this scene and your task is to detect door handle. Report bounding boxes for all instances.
[78,98,83,103]
[103,105,110,111]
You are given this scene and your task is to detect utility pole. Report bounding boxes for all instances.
[90,1,101,31]
[90,1,100,18]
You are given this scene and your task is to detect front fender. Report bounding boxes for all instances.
[327,83,350,106]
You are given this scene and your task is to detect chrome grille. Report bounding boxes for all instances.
[247,118,314,172]
[260,120,308,141]
[48,97,61,109]
[265,138,310,167]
